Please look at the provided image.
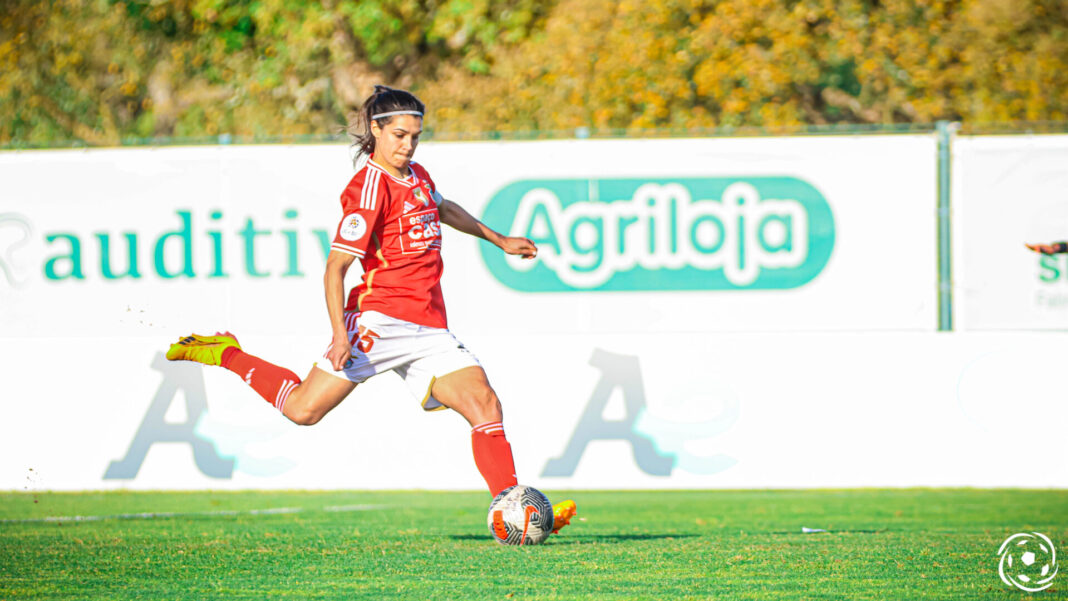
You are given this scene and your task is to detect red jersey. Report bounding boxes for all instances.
[330,158,447,329]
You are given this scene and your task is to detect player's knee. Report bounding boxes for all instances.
[466,387,501,421]
[287,405,324,426]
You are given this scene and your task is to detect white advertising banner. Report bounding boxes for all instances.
[420,135,940,335]
[6,136,1039,493]
[953,134,1068,330]
[1,332,1066,491]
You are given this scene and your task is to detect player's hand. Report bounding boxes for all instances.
[499,236,538,259]
[326,334,353,372]
[1026,243,1062,255]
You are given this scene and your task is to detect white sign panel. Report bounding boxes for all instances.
[953,134,1068,330]
[421,135,939,335]
[1,137,1018,493]
[1,332,1065,491]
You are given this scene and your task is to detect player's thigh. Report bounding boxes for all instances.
[284,365,358,425]
[430,365,501,424]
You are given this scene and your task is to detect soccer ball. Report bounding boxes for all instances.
[998,532,1059,592]
[486,485,554,545]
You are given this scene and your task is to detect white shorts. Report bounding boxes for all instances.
[314,310,481,411]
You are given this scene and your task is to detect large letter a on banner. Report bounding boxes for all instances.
[542,349,675,477]
[105,353,234,479]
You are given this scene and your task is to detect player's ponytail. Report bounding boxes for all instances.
[352,85,426,160]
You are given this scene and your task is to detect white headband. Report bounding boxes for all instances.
[372,110,423,120]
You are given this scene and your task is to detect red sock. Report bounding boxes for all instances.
[471,421,518,496]
[221,347,301,413]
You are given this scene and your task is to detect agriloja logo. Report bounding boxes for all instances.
[479,177,835,291]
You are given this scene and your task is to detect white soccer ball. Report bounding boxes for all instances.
[486,485,554,545]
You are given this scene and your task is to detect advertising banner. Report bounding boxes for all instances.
[418,135,939,335]
[2,331,1066,491]
[9,136,1044,492]
[952,134,1068,330]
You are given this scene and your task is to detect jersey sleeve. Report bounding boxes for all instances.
[331,171,385,259]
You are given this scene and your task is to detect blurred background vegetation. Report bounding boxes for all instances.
[2,0,1067,147]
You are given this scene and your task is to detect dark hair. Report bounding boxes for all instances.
[352,85,426,159]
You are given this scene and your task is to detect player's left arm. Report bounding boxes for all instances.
[438,198,537,259]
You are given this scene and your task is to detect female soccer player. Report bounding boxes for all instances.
[167,85,575,533]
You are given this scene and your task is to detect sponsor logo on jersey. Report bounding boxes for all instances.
[479,177,835,291]
[398,208,441,254]
[339,213,367,242]
[403,200,418,214]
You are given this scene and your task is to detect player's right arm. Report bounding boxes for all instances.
[1026,242,1068,254]
[324,173,383,371]
[324,250,356,371]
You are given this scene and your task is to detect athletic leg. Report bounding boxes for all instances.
[279,366,356,425]
[431,366,517,496]
[430,365,503,426]
[430,364,577,531]
[166,333,355,426]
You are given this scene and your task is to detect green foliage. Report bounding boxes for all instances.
[0,0,552,145]
[422,0,1068,133]
[1,0,1066,146]
[1,489,1065,599]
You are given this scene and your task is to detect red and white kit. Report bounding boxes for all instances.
[322,158,480,405]
[331,158,448,328]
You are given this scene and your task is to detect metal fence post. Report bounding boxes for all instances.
[936,120,957,331]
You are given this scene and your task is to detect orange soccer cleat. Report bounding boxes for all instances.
[165,332,241,367]
[552,499,577,534]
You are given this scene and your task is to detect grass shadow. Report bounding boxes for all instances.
[450,533,699,543]
[769,529,891,535]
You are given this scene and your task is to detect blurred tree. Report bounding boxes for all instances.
[1,0,1065,145]
[1,0,150,145]
[0,0,554,145]
[420,0,1068,133]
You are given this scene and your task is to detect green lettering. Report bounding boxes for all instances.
[617,215,639,254]
[669,197,678,254]
[153,211,195,279]
[523,203,561,255]
[207,210,227,278]
[1039,254,1061,282]
[239,218,270,277]
[96,232,141,279]
[313,229,332,261]
[736,213,746,271]
[43,233,84,280]
[758,214,792,253]
[282,209,302,277]
[569,216,604,273]
[690,215,724,254]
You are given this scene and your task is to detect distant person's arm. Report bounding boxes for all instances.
[1026,242,1068,255]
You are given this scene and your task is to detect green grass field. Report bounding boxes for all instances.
[1,489,1065,600]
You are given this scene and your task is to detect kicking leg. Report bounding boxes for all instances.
[279,366,356,425]
[167,333,354,425]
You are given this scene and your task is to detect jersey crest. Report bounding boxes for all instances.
[412,186,430,207]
